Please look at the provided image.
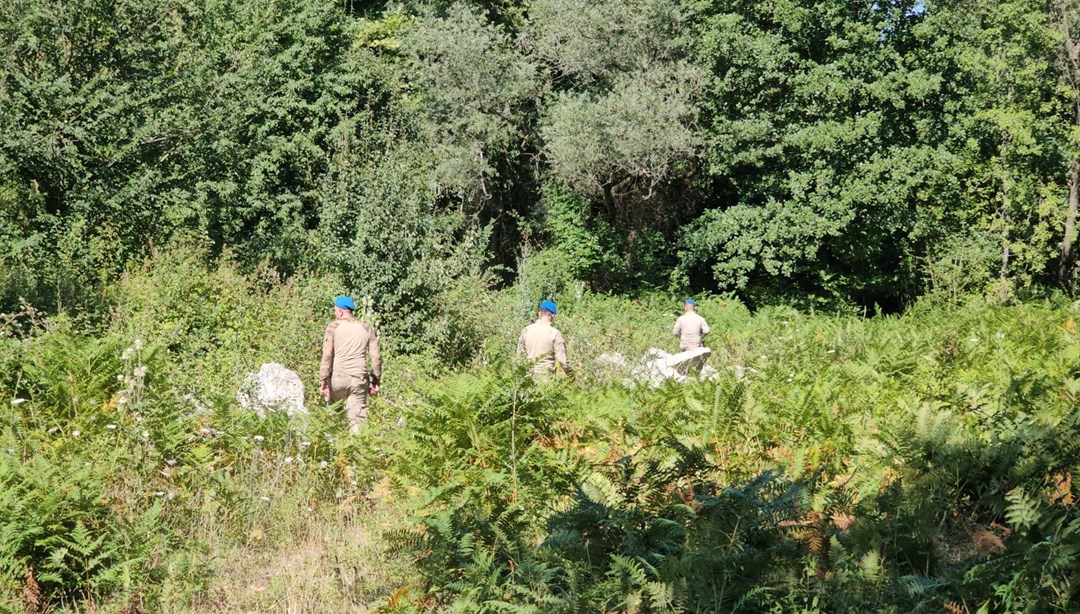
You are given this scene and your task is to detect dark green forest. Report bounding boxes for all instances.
[6,0,1080,326]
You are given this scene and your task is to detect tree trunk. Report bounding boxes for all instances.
[1060,156,1079,281]
[999,137,1012,303]
[1055,1,1080,284]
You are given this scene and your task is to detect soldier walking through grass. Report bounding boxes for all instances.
[674,298,711,373]
[517,300,572,379]
[320,295,381,434]
[673,298,710,350]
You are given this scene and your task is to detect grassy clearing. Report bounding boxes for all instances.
[1,255,1079,612]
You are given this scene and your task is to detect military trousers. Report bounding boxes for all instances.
[329,374,369,434]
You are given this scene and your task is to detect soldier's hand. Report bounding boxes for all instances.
[319,381,329,401]
[369,384,379,398]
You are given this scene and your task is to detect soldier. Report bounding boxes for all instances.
[319,296,381,434]
[517,300,572,379]
[673,298,711,350]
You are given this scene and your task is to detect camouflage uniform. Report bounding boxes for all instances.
[673,312,711,350]
[517,319,571,378]
[673,311,711,372]
[320,317,381,433]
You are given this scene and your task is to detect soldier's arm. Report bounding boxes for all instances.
[701,318,711,336]
[554,331,572,373]
[673,318,682,337]
[517,330,526,356]
[368,325,382,384]
[319,323,336,385]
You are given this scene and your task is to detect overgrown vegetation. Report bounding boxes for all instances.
[1,255,1078,611]
[6,0,1080,323]
[4,0,1080,611]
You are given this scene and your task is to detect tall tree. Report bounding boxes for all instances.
[677,0,941,307]
[1052,0,1080,282]
[923,0,1066,298]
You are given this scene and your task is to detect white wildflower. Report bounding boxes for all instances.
[300,441,311,447]
[117,374,125,382]
[10,398,26,405]
[200,428,211,435]
[133,366,147,378]
[121,348,133,360]
[260,496,271,502]
[826,349,836,354]
[141,431,149,439]
[284,456,294,464]
[253,435,265,442]
[106,424,117,430]
[154,491,165,497]
[118,397,127,405]
[319,460,328,469]
[71,430,80,437]
[133,339,143,351]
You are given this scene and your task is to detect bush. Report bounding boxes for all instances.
[108,242,339,401]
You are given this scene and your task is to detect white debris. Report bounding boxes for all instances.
[237,363,308,418]
[597,352,628,367]
[628,347,713,387]
[730,365,760,382]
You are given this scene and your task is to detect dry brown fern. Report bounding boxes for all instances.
[944,599,967,614]
[21,566,40,614]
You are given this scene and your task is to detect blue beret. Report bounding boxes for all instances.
[685,298,697,306]
[334,296,356,311]
[539,300,557,315]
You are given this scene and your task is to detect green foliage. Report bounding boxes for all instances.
[403,2,538,202]
[383,295,1080,612]
[0,0,369,311]
[316,138,496,362]
[6,0,1080,325]
[9,0,1080,609]
[0,291,376,610]
[4,264,1080,611]
[108,242,338,399]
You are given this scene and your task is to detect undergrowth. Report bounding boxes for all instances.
[1,256,1079,612]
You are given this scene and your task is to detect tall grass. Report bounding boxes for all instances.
[1,253,1078,611]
